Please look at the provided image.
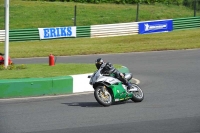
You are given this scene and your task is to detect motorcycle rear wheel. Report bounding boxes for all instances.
[130,83,144,102]
[94,86,113,107]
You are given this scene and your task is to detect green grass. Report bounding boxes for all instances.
[0,28,200,58]
[0,64,121,79]
[0,0,197,29]
[0,0,199,79]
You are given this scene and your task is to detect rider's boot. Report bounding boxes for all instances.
[119,75,132,92]
[126,82,132,92]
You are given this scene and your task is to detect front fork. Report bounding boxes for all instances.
[101,86,109,96]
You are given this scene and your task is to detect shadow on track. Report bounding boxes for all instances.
[62,102,101,107]
[61,101,133,107]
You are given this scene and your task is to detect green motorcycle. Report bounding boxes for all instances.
[88,67,144,107]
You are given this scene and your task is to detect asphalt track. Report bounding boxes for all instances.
[0,49,200,133]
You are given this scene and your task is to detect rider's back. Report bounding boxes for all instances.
[101,62,116,74]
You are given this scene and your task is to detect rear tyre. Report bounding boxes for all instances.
[94,86,113,107]
[130,83,144,102]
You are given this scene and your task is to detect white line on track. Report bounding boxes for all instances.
[132,78,140,84]
[0,92,93,101]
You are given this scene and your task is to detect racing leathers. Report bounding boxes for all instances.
[100,62,132,90]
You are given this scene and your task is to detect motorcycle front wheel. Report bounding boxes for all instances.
[130,83,144,102]
[94,86,113,107]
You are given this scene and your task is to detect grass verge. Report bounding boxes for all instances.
[0,29,200,58]
[0,28,200,79]
[0,64,121,79]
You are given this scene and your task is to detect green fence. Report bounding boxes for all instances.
[76,26,90,37]
[173,16,200,30]
[9,26,91,42]
[10,28,40,42]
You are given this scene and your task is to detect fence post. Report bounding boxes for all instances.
[194,0,197,17]
[136,2,139,22]
[74,5,77,26]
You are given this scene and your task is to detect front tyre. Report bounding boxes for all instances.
[94,86,113,107]
[130,84,144,102]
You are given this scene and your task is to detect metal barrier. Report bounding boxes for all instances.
[0,26,91,42]
[0,30,5,42]
[173,16,200,30]
[91,22,138,38]
[0,16,199,42]
[76,26,90,38]
[10,28,39,42]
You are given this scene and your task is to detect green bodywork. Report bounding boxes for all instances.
[109,83,133,102]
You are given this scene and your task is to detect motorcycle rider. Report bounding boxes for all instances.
[95,58,132,91]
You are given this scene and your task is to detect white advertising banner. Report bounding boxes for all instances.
[38,26,76,40]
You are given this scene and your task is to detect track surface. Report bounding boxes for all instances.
[1,49,200,133]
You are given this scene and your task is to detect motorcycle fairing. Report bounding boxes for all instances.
[109,83,133,101]
[97,76,121,85]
